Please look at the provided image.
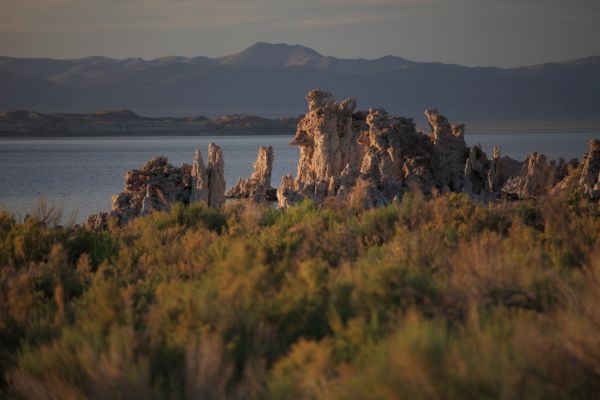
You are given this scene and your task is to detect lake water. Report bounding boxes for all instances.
[0,132,598,221]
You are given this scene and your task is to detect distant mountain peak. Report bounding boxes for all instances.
[250,42,321,53]
[217,42,324,68]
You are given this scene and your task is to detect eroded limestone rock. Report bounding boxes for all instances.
[85,145,226,229]
[190,149,209,204]
[277,174,302,209]
[278,92,480,208]
[502,153,558,199]
[86,90,599,229]
[356,108,435,203]
[84,212,112,231]
[207,143,226,208]
[485,147,523,194]
[293,90,364,183]
[556,157,579,182]
[277,90,599,207]
[329,163,359,201]
[113,155,190,221]
[426,109,469,192]
[579,139,600,199]
[277,90,368,207]
[463,144,490,196]
[226,145,275,202]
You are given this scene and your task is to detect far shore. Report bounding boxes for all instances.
[2,127,599,139]
[466,119,600,135]
[1,119,599,139]
[0,129,297,138]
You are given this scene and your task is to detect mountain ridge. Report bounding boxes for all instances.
[1,42,599,120]
[3,42,597,69]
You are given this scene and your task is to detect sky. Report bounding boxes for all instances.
[0,0,599,67]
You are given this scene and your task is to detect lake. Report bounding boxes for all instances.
[1,132,599,221]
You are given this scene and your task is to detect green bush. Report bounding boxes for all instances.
[0,196,599,398]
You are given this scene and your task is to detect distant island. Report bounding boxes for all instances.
[0,109,300,137]
[1,108,599,138]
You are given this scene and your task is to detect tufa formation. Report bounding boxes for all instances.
[276,90,599,208]
[85,143,225,230]
[226,145,276,202]
[86,90,599,229]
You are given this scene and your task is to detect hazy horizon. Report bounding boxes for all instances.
[1,0,599,68]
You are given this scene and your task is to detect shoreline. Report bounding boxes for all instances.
[2,127,600,139]
[0,129,297,138]
[2,129,598,139]
[2,122,599,139]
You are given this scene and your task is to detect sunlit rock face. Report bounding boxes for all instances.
[579,139,600,199]
[426,109,469,192]
[501,153,559,199]
[85,145,226,229]
[275,90,368,207]
[277,174,302,209]
[278,92,485,208]
[118,155,191,218]
[353,108,434,207]
[551,139,599,199]
[206,143,226,209]
[87,90,599,228]
[276,90,600,208]
[293,90,364,183]
[226,145,275,202]
[188,143,226,208]
[190,149,209,204]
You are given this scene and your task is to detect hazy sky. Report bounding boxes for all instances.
[0,0,599,67]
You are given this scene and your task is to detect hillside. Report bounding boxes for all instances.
[1,43,599,121]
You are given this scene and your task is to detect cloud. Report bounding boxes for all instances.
[0,0,435,32]
[0,0,258,31]
[4,0,597,33]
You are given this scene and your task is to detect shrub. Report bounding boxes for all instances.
[0,194,599,398]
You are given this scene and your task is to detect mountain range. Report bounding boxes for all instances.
[1,42,599,121]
